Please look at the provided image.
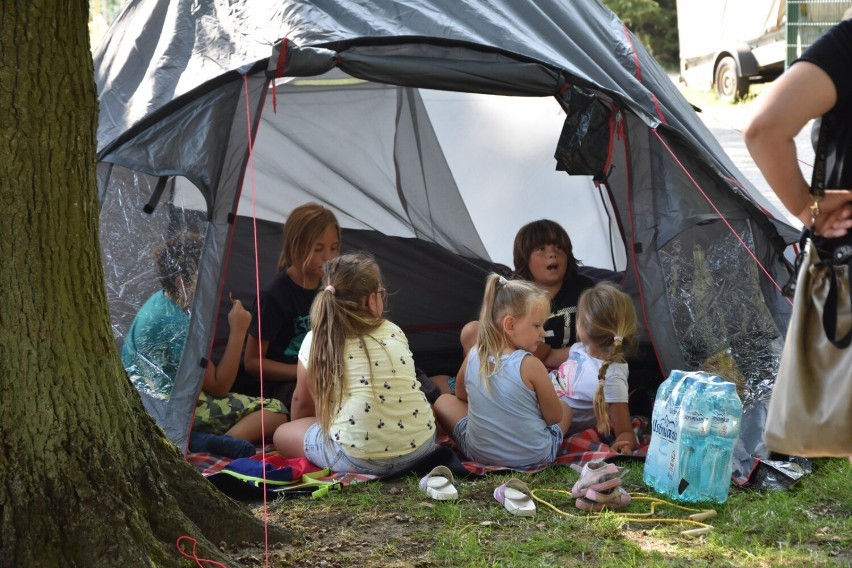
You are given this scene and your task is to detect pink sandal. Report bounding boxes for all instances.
[570,461,628,498]
[575,486,631,512]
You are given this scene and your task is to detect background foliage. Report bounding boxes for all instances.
[603,0,680,68]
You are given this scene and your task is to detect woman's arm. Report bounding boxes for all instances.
[202,299,251,398]
[744,61,852,236]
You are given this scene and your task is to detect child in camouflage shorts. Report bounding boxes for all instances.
[122,233,288,458]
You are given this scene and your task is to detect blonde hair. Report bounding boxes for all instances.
[278,202,340,281]
[308,252,384,435]
[476,274,550,383]
[577,281,638,434]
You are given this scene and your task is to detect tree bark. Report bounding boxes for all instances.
[0,2,286,565]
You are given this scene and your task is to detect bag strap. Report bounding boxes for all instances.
[822,245,852,349]
[810,117,852,349]
[810,116,831,199]
[806,116,833,229]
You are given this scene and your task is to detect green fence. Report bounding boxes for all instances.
[786,0,852,65]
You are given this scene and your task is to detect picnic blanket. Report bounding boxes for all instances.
[188,417,650,487]
[460,416,650,475]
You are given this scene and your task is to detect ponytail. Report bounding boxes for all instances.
[592,335,625,433]
[309,286,350,434]
[577,281,637,436]
[475,274,549,386]
[476,274,505,381]
[308,253,383,435]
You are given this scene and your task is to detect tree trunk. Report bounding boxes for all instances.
[0,2,286,565]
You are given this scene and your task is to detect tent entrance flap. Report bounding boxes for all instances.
[239,73,489,260]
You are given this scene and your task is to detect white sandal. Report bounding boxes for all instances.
[494,478,536,516]
[419,465,458,501]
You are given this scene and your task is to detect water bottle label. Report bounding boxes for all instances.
[651,413,678,442]
[682,410,709,435]
[667,449,677,478]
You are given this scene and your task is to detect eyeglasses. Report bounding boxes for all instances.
[376,287,388,303]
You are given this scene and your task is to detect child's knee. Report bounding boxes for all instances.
[263,408,289,429]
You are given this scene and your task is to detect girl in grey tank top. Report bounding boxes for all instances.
[433,274,573,467]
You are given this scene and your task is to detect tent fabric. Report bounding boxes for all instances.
[94,0,795,234]
[95,0,797,484]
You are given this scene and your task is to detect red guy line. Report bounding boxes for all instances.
[242,74,272,566]
[652,128,793,306]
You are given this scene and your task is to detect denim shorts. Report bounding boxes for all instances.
[446,375,457,394]
[453,416,564,467]
[304,423,437,476]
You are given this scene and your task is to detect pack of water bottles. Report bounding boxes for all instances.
[643,370,743,503]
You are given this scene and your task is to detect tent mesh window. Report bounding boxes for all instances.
[659,220,784,405]
[99,168,208,350]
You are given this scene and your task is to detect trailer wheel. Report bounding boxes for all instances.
[714,56,748,103]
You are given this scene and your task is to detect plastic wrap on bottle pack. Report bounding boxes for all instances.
[702,382,743,503]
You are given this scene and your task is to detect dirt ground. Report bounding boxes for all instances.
[232,479,444,567]
[215,468,852,567]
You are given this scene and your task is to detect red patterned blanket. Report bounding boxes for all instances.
[187,417,649,486]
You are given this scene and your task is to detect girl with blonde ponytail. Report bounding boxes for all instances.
[433,274,572,468]
[552,281,638,454]
[272,252,436,475]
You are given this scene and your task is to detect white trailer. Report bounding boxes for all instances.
[677,0,786,102]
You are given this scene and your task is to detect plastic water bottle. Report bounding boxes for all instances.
[662,372,705,497]
[702,381,742,503]
[675,378,713,502]
[643,370,692,496]
[643,370,685,492]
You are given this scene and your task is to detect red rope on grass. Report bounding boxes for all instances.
[651,128,793,306]
[176,536,228,568]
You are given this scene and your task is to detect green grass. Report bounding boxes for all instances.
[257,457,852,567]
[675,79,769,110]
[253,459,852,568]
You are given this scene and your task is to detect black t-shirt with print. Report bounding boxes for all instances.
[545,273,595,349]
[249,271,317,364]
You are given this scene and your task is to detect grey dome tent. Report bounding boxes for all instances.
[94,0,799,483]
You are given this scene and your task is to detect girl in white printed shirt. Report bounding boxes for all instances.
[553,281,638,454]
[272,252,436,475]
